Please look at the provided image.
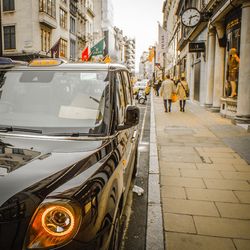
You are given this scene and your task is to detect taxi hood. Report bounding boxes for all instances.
[0,134,104,207]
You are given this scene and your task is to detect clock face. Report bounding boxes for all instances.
[181,8,201,27]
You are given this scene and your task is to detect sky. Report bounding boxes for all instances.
[112,0,164,72]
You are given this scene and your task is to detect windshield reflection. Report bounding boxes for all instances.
[0,70,110,135]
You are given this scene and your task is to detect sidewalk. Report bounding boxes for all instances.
[153,95,250,250]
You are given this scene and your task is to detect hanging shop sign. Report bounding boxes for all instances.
[189,42,205,52]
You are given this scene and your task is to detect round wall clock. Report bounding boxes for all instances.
[181,8,201,27]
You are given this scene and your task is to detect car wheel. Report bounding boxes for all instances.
[109,210,121,250]
[138,98,145,104]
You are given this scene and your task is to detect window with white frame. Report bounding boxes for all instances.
[3,26,16,50]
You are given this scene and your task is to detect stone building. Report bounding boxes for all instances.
[139,50,154,80]
[161,0,250,124]
[1,0,94,61]
[1,0,136,73]
[124,37,135,74]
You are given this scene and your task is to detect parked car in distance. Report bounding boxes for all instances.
[132,80,150,95]
[0,58,139,250]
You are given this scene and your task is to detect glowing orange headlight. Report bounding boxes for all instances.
[25,200,82,249]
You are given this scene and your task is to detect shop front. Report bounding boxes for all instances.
[220,8,241,118]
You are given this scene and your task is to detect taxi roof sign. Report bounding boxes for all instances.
[29,58,65,67]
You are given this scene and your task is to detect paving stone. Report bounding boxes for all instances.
[160,161,197,169]
[148,174,161,204]
[198,152,237,158]
[204,179,250,191]
[233,239,250,250]
[159,146,196,154]
[159,153,202,163]
[166,232,236,250]
[163,213,196,233]
[146,204,164,250]
[181,169,223,179]
[149,155,159,174]
[194,216,250,239]
[233,164,250,172]
[216,202,250,219]
[161,176,206,188]
[234,191,250,203]
[160,186,186,199]
[196,163,236,171]
[210,158,247,165]
[220,171,250,181]
[232,153,243,159]
[186,188,238,202]
[160,168,181,177]
[162,198,219,216]
[195,147,235,153]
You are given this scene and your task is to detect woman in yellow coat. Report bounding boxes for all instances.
[160,75,175,112]
[176,76,189,112]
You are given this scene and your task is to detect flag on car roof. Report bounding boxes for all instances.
[81,47,89,61]
[90,39,105,58]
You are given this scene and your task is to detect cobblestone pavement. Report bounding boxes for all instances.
[153,95,250,250]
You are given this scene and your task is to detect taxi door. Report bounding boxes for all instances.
[115,70,138,201]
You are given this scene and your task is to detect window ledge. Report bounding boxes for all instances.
[3,10,15,14]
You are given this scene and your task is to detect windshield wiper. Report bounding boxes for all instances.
[89,96,100,104]
[0,126,43,134]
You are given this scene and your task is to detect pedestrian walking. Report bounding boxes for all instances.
[160,75,175,112]
[153,79,160,96]
[176,76,189,112]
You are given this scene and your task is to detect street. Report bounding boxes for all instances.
[125,93,250,250]
[121,98,151,250]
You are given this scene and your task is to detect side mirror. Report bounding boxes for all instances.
[117,105,140,130]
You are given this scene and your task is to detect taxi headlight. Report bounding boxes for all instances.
[25,200,82,249]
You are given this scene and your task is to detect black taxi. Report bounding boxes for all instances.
[0,58,139,250]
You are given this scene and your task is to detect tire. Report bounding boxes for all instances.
[109,210,121,250]
[138,97,145,104]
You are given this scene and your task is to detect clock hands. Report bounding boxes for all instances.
[188,15,199,25]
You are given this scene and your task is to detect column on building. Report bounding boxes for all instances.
[235,1,250,123]
[205,27,216,107]
[186,52,192,88]
[212,22,225,110]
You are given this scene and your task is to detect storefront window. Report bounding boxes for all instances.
[224,9,241,98]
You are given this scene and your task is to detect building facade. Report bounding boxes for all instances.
[1,0,137,72]
[161,0,250,124]
[1,0,95,61]
[124,37,135,74]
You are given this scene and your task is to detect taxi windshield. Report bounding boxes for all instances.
[0,70,110,135]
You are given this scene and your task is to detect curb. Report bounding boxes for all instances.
[146,93,165,250]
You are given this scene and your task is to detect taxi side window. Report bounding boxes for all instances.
[122,71,133,105]
[116,72,126,125]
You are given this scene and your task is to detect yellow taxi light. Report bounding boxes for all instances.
[29,58,64,67]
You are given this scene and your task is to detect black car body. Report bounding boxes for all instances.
[0,58,139,250]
